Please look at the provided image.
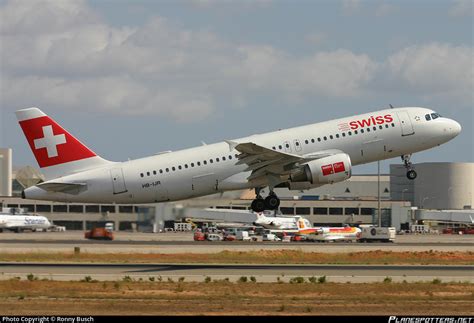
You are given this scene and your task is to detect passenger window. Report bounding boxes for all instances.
[391,123,395,127]
[367,128,370,132]
[172,167,176,171]
[379,125,383,130]
[210,159,213,163]
[336,134,339,138]
[272,146,276,150]
[285,143,290,148]
[373,126,376,131]
[191,163,194,167]
[330,135,333,139]
[153,171,157,175]
[354,130,358,134]
[323,136,327,141]
[348,131,352,136]
[178,165,182,170]
[147,172,150,176]
[278,145,282,149]
[304,140,308,144]
[317,138,321,142]
[166,168,169,172]
[228,155,232,160]
[385,124,389,128]
[203,160,207,165]
[342,133,346,137]
[160,169,163,173]
[360,129,364,133]
[184,165,188,169]
[140,173,144,178]
[311,139,315,143]
[216,158,220,162]
[197,162,201,166]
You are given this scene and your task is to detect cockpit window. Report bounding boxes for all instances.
[431,113,440,120]
[425,114,431,121]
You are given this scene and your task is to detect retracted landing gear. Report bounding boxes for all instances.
[401,154,417,180]
[250,188,280,212]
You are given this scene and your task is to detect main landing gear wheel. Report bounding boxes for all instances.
[406,169,417,180]
[251,198,266,213]
[264,194,280,210]
[250,188,281,212]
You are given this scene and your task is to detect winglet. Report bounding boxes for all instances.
[224,140,239,152]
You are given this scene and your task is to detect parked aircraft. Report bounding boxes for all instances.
[0,208,51,232]
[16,106,460,212]
[253,213,299,230]
[295,217,361,242]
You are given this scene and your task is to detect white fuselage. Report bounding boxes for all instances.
[24,107,461,203]
[0,214,51,231]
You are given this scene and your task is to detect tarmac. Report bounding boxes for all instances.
[0,231,473,254]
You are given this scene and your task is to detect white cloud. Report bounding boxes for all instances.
[449,0,473,17]
[1,1,472,124]
[385,43,473,103]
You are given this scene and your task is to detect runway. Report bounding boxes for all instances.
[1,263,472,283]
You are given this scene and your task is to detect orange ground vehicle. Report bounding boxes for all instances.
[193,231,206,241]
[84,227,114,240]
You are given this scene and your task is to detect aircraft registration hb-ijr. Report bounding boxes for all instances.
[16,106,461,212]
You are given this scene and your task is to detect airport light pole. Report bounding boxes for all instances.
[378,160,381,227]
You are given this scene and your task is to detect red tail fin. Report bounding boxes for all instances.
[16,107,110,179]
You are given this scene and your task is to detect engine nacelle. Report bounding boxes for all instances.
[290,153,352,185]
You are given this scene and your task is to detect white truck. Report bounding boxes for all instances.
[358,226,396,243]
[236,231,252,241]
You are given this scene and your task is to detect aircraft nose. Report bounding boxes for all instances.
[448,119,462,137]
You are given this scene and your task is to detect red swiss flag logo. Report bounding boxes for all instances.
[19,116,96,168]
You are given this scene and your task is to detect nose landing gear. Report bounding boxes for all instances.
[402,154,417,180]
[251,188,281,212]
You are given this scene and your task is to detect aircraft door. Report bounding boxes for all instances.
[396,111,415,136]
[361,139,386,162]
[155,184,169,202]
[192,173,218,194]
[283,141,292,153]
[110,168,127,194]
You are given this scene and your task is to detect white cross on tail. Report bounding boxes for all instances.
[34,125,66,158]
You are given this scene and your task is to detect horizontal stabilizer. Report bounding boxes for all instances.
[37,182,87,195]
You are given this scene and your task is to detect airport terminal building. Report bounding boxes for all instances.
[1,147,473,232]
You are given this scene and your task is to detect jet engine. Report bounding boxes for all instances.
[290,153,352,185]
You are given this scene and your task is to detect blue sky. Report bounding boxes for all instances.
[1,0,472,174]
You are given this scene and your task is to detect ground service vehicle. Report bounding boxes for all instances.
[358,226,396,243]
[85,227,114,240]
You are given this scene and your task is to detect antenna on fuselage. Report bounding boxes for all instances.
[389,104,394,109]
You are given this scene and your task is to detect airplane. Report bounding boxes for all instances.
[15,106,461,212]
[253,213,299,230]
[294,216,361,242]
[0,208,52,233]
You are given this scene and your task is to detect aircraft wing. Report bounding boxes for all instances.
[37,182,87,195]
[227,140,344,183]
